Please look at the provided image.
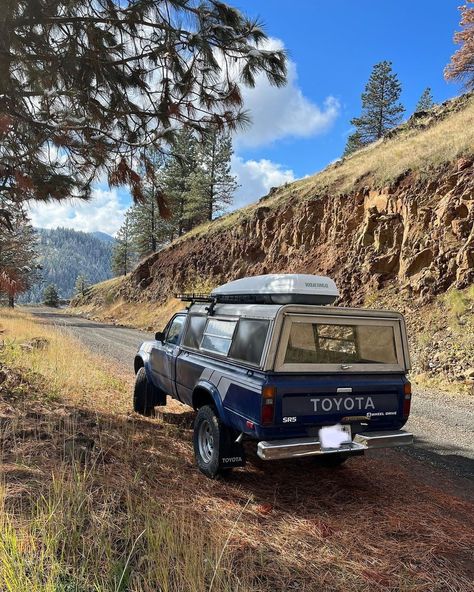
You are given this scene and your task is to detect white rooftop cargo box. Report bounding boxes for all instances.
[211,274,339,305]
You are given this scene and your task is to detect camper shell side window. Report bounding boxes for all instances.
[181,314,271,368]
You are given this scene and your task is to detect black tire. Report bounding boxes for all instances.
[133,367,156,416]
[316,453,350,467]
[193,405,233,478]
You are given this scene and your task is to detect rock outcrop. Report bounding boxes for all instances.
[120,157,473,307]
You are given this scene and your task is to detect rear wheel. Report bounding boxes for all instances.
[193,405,236,478]
[133,367,156,416]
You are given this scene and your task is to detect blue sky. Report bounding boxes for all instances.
[234,0,463,176]
[29,0,465,234]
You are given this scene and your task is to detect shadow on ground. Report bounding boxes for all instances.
[2,365,474,592]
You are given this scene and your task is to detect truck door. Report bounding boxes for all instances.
[150,314,186,396]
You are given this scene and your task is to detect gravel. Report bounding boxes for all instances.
[26,307,474,480]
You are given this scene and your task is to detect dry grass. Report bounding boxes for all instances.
[0,310,244,591]
[293,93,474,198]
[71,275,219,331]
[0,308,127,413]
[170,94,474,242]
[1,309,473,591]
[71,297,183,331]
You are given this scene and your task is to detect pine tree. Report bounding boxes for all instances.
[351,61,405,144]
[343,131,365,157]
[445,1,474,90]
[43,284,59,307]
[0,0,287,221]
[187,128,238,222]
[112,213,136,276]
[415,88,434,112]
[161,129,199,237]
[0,203,39,307]
[128,197,174,258]
[74,274,89,297]
[127,149,175,258]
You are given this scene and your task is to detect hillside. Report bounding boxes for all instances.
[22,227,114,302]
[71,93,474,391]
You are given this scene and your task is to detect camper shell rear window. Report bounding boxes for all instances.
[275,314,406,372]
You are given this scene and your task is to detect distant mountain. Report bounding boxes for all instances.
[92,231,115,244]
[21,227,114,303]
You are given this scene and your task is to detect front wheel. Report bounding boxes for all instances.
[133,367,156,416]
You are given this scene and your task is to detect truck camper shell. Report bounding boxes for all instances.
[134,273,414,477]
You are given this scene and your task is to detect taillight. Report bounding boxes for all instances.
[261,385,276,425]
[403,382,412,418]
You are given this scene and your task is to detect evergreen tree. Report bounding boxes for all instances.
[112,213,136,276]
[415,88,434,112]
[0,0,287,222]
[74,274,90,297]
[19,228,114,303]
[188,128,238,222]
[445,1,474,90]
[128,149,174,257]
[0,203,39,307]
[129,198,174,259]
[161,129,199,237]
[343,131,365,157]
[43,284,59,307]
[351,61,405,144]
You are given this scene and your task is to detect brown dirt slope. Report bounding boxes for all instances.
[72,93,474,390]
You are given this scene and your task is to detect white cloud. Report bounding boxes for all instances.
[231,156,295,209]
[235,38,340,148]
[27,37,332,233]
[27,187,128,235]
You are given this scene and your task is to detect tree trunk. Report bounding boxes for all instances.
[151,196,157,252]
[208,135,217,221]
[8,295,14,308]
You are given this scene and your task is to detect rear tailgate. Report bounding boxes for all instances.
[276,374,406,428]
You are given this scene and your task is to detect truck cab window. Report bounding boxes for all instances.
[166,315,186,345]
[183,315,207,349]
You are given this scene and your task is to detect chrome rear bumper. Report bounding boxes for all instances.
[257,430,413,461]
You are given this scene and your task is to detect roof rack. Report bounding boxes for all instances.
[176,293,213,303]
[177,292,280,305]
[176,293,218,315]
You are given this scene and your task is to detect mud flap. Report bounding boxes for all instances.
[151,383,167,406]
[219,428,246,469]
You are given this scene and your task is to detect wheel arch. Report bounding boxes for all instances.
[134,355,145,374]
[192,382,227,422]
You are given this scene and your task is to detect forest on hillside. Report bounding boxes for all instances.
[20,228,113,303]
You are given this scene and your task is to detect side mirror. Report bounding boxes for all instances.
[155,331,165,342]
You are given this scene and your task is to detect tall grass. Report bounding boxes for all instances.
[0,468,242,592]
[0,309,127,413]
[0,309,248,591]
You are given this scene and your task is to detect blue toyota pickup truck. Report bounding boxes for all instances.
[133,274,413,478]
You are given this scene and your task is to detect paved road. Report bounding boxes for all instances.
[25,307,474,480]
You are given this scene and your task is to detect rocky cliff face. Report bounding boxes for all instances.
[123,157,473,306]
[72,95,474,392]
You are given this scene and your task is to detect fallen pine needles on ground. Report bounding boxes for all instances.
[0,309,473,591]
